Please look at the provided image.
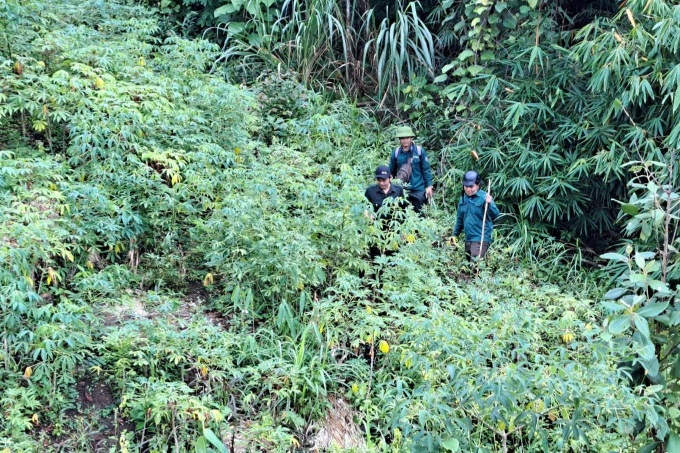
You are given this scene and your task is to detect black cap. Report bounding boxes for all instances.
[375,165,390,180]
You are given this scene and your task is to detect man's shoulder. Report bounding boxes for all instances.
[365,184,379,195]
[393,185,405,195]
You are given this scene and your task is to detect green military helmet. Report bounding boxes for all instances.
[395,126,416,138]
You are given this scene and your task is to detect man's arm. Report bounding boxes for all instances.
[389,149,398,178]
[488,201,500,220]
[452,200,464,236]
[421,148,434,196]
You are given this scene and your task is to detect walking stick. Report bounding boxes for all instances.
[478,179,491,261]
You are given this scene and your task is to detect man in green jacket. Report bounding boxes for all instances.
[452,170,500,260]
[389,126,433,213]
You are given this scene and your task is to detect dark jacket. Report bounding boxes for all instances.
[365,183,405,213]
[452,190,500,243]
[388,144,433,193]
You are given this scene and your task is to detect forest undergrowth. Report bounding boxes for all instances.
[1,0,679,451]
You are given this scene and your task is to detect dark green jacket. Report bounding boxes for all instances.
[388,144,433,193]
[452,190,500,243]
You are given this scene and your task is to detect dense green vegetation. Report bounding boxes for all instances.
[1,0,679,452]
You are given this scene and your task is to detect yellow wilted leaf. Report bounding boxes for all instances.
[13,61,24,75]
[31,414,39,424]
[613,32,623,43]
[406,233,416,243]
[548,411,557,422]
[290,438,300,448]
[404,358,413,368]
[203,273,214,286]
[24,275,34,287]
[47,267,58,286]
[200,366,208,376]
[94,77,105,90]
[625,8,636,28]
[210,409,223,422]
[33,120,46,132]
[379,340,390,354]
[138,57,146,66]
[526,399,545,412]
[562,332,575,343]
[234,147,241,155]
[365,305,373,314]
[24,366,32,379]
[86,261,94,270]
[497,421,506,431]
[351,383,359,393]
[2,448,11,453]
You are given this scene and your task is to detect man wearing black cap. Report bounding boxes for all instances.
[365,165,405,259]
[365,165,405,215]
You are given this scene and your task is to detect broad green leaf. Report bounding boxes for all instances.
[634,314,650,338]
[441,438,460,452]
[621,203,639,215]
[442,62,457,73]
[481,50,495,61]
[649,279,670,293]
[433,74,448,83]
[602,301,627,312]
[203,429,228,453]
[637,441,660,453]
[644,384,663,396]
[458,50,474,60]
[637,302,668,318]
[629,273,646,283]
[670,309,680,326]
[667,433,680,453]
[467,65,484,76]
[195,436,207,453]
[603,288,627,300]
[214,4,236,16]
[600,252,628,263]
[608,316,631,334]
[528,0,538,8]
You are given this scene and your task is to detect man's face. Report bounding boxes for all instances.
[399,137,413,149]
[464,184,479,196]
[377,177,391,191]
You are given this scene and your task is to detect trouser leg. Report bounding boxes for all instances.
[408,191,426,214]
[465,241,489,260]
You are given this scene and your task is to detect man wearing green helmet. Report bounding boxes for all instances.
[389,126,433,213]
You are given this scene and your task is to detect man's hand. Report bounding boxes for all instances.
[485,193,492,203]
[425,186,433,199]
